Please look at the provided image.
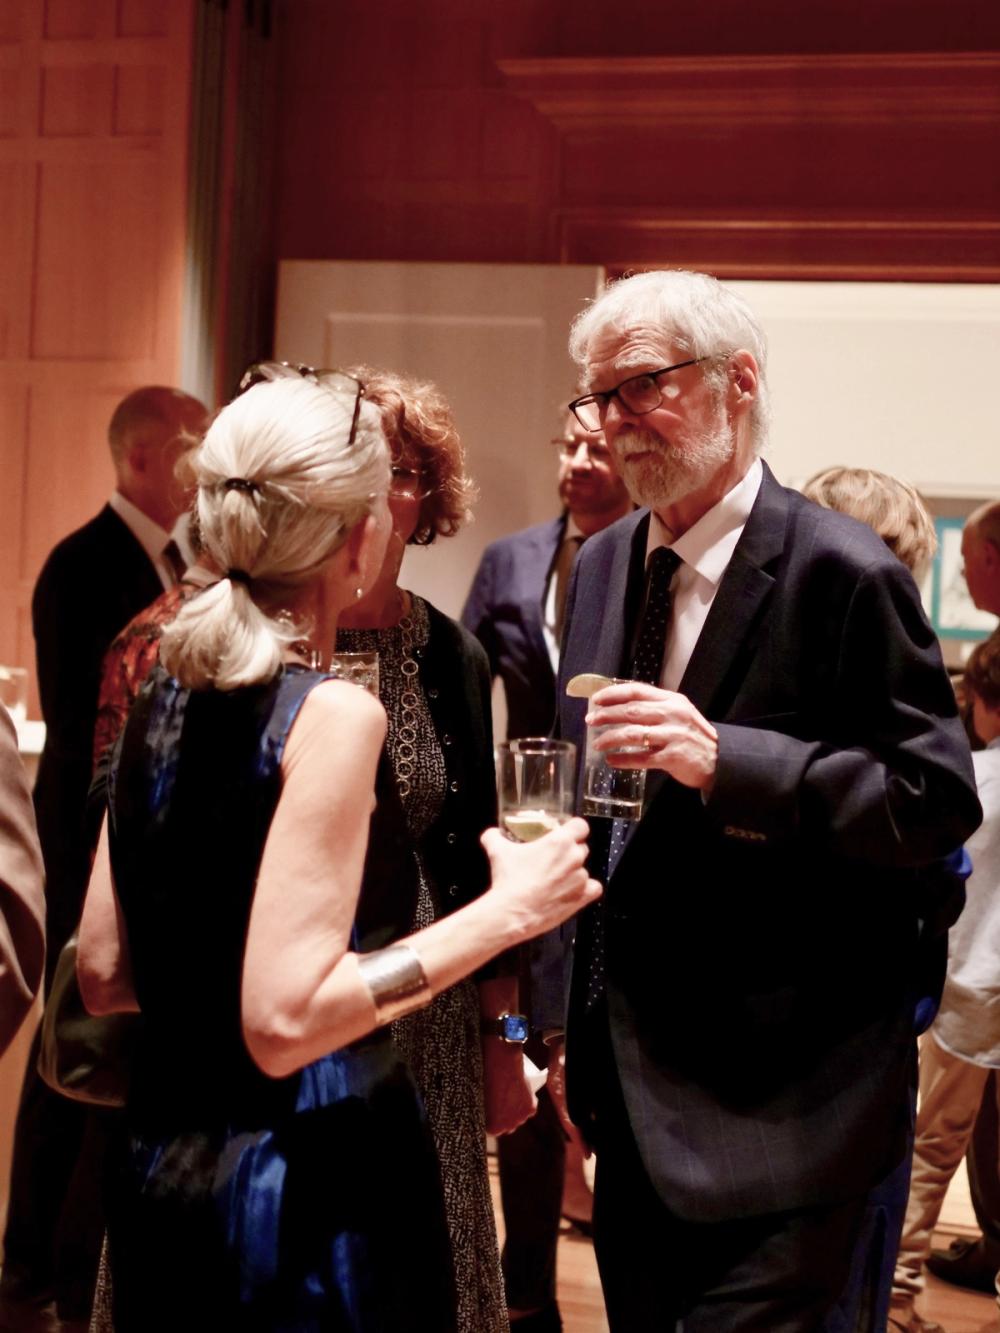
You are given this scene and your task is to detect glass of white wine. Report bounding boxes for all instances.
[495,738,576,842]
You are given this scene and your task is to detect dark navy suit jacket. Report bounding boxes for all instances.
[462,515,570,1028]
[461,515,565,740]
[32,504,162,970]
[557,463,981,1223]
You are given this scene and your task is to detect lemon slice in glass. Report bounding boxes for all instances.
[565,672,613,699]
[502,810,565,842]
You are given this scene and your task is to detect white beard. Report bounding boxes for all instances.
[614,417,735,510]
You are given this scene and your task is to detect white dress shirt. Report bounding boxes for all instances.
[109,492,191,591]
[645,458,763,691]
[932,737,1000,1067]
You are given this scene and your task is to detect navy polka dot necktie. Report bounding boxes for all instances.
[630,547,682,687]
[585,546,681,1014]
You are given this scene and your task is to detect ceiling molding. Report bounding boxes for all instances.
[497,52,1000,130]
[500,52,1000,279]
[555,210,1000,282]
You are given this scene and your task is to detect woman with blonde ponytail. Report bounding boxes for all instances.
[76,372,599,1333]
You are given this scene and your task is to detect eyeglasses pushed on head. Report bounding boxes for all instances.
[239,361,365,447]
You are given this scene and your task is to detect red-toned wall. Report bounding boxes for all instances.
[272,0,1000,279]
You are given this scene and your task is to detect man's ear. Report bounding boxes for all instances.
[984,538,1000,571]
[727,350,758,413]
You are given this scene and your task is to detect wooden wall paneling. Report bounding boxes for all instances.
[43,0,114,42]
[112,61,163,135]
[116,0,169,41]
[0,384,29,668]
[0,0,196,725]
[0,163,38,359]
[498,52,1000,280]
[272,0,559,264]
[0,4,28,44]
[21,383,119,577]
[32,157,163,359]
[39,62,114,135]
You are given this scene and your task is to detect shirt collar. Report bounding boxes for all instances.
[109,491,173,566]
[564,513,585,542]
[646,457,763,586]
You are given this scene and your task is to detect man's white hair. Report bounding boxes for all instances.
[569,270,772,449]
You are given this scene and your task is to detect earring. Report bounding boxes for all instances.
[355,586,364,601]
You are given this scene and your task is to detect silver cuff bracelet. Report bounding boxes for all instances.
[358,944,431,1026]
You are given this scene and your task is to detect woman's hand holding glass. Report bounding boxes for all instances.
[479,816,600,940]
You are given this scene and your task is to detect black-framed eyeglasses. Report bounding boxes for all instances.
[568,357,711,432]
[239,361,365,447]
[550,436,613,464]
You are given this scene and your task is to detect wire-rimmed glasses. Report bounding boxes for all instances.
[568,357,711,432]
[390,465,431,500]
[239,361,365,447]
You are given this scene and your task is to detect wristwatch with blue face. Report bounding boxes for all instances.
[481,1012,529,1045]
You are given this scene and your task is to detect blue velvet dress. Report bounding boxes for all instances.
[103,666,456,1332]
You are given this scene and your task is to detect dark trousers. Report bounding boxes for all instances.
[0,1032,113,1321]
[498,1086,566,1310]
[592,1108,867,1333]
[820,1121,913,1332]
[968,1071,1000,1258]
[581,1011,866,1333]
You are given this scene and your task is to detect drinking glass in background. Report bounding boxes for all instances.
[0,666,28,728]
[496,738,576,842]
[583,678,647,820]
[327,651,379,697]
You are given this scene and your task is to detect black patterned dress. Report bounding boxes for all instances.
[339,595,508,1333]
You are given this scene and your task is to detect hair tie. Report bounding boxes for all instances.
[226,568,253,587]
[222,477,260,497]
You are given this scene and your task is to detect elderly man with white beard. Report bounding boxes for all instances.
[548,269,981,1331]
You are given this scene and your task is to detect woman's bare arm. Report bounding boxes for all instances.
[242,681,598,1078]
[77,817,139,1015]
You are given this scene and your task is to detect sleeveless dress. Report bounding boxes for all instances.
[339,597,508,1333]
[102,664,456,1333]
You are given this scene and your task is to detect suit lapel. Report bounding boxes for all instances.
[593,510,649,680]
[678,462,787,715]
[524,515,566,673]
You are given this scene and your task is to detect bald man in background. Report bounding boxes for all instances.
[0,386,208,1333]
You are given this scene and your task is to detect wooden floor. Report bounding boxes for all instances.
[490,1156,1000,1332]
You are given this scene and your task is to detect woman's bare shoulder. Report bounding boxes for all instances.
[282,679,386,776]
